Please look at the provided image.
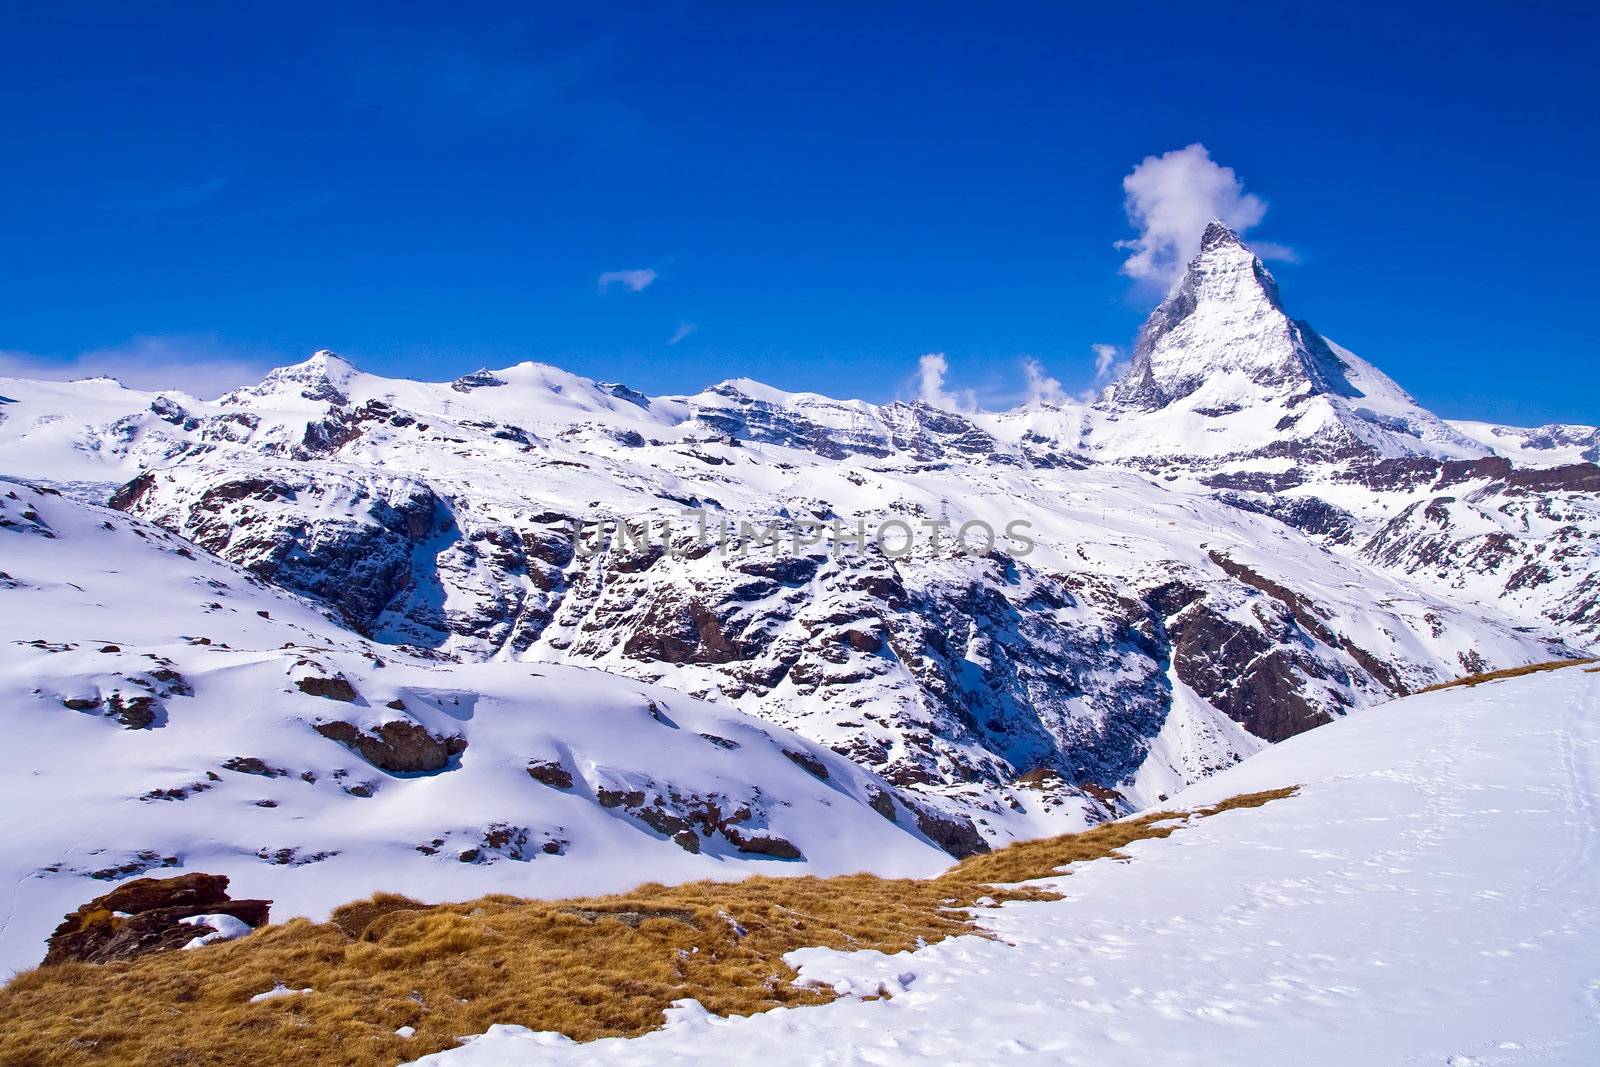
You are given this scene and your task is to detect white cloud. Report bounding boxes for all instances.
[597,268,657,292]
[1092,343,1122,380]
[0,335,280,399]
[1116,143,1290,285]
[667,322,697,345]
[1074,343,1129,402]
[915,352,976,411]
[1021,358,1066,407]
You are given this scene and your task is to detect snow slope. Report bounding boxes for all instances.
[417,662,1600,1066]
[0,479,953,975]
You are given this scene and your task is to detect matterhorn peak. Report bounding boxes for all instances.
[1102,224,1289,412]
[1199,218,1244,252]
[1095,220,1492,465]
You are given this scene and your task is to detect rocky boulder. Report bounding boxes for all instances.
[314,719,467,773]
[42,873,270,966]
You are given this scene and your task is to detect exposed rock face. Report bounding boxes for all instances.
[113,469,442,637]
[721,827,803,860]
[622,593,752,664]
[1356,480,1600,637]
[909,804,990,858]
[1215,492,1356,544]
[54,653,192,730]
[313,719,467,773]
[42,873,269,966]
[781,748,830,779]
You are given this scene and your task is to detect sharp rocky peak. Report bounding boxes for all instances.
[1199,218,1244,252]
[1102,222,1333,412]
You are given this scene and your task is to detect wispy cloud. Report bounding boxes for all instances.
[915,352,977,412]
[0,335,283,399]
[1092,343,1121,380]
[667,322,697,345]
[1116,143,1292,285]
[1021,357,1066,407]
[1079,343,1128,401]
[597,268,657,293]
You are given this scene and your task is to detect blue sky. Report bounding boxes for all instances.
[1,2,1595,425]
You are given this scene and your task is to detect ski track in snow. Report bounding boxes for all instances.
[415,667,1600,1066]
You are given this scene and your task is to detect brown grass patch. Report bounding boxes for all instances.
[1416,657,1598,695]
[0,786,1295,1067]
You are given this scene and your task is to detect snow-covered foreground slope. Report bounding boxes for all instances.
[0,480,955,975]
[418,663,1600,1066]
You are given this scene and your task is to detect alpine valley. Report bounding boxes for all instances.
[1,222,1596,974]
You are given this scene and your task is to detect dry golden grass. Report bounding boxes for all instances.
[1416,656,1598,695]
[0,786,1295,1067]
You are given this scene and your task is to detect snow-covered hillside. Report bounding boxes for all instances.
[0,480,958,975]
[414,661,1600,1066]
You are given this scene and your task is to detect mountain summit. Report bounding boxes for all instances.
[1097,221,1486,465]
[1107,220,1336,410]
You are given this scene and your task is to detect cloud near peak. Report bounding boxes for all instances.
[1116,143,1290,285]
[915,353,977,411]
[597,268,657,292]
[1021,358,1065,407]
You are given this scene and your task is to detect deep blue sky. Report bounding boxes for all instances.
[2,2,1596,424]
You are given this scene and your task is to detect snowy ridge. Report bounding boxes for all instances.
[413,663,1600,1066]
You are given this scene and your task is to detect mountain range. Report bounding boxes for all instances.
[2,221,1595,970]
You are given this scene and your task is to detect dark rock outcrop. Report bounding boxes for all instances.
[910,804,991,857]
[313,719,467,773]
[296,674,360,702]
[42,873,270,966]
[722,827,803,859]
[526,759,574,789]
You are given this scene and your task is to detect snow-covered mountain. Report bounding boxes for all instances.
[1096,220,1488,466]
[1,221,1595,970]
